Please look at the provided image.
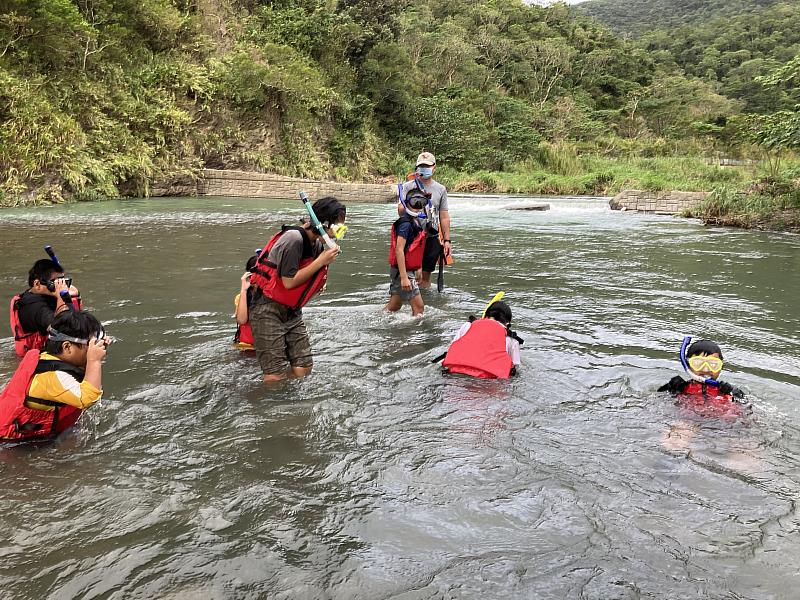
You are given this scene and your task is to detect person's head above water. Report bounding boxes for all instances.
[485,301,512,326]
[309,196,347,240]
[44,310,106,366]
[245,254,258,273]
[685,339,724,380]
[28,258,64,291]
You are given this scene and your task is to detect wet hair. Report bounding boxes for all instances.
[686,339,723,360]
[485,301,512,326]
[312,197,346,227]
[28,259,62,287]
[245,255,258,273]
[44,310,104,355]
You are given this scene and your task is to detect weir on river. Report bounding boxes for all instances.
[1,196,799,599]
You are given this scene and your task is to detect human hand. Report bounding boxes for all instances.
[319,245,340,266]
[401,275,411,291]
[54,277,70,296]
[443,241,452,258]
[240,271,252,290]
[68,284,80,298]
[87,337,108,362]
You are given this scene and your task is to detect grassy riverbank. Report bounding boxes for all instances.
[684,179,800,233]
[432,153,755,197]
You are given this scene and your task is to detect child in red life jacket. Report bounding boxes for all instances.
[233,254,258,350]
[385,188,428,316]
[249,197,346,382]
[10,259,81,357]
[659,338,746,414]
[1,310,108,442]
[442,301,522,379]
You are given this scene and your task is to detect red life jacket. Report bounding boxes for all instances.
[389,216,426,272]
[0,351,84,441]
[443,319,514,379]
[234,323,254,348]
[250,226,328,310]
[9,295,48,358]
[677,381,742,418]
[9,293,84,358]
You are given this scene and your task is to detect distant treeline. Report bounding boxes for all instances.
[0,0,797,204]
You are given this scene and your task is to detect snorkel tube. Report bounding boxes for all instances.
[680,335,720,385]
[299,191,338,251]
[44,245,65,272]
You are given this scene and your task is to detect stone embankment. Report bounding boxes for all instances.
[152,169,396,204]
[610,190,709,214]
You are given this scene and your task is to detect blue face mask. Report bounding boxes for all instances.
[417,166,434,178]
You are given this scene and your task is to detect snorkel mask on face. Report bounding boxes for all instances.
[329,222,348,240]
[47,325,115,346]
[680,336,721,385]
[398,184,431,220]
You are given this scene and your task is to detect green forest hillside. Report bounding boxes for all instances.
[0,0,798,211]
[577,0,779,37]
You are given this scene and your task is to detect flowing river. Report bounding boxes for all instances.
[1,196,799,599]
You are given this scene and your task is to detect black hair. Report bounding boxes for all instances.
[245,255,258,272]
[44,310,104,355]
[312,196,346,227]
[686,339,723,360]
[28,259,62,287]
[485,301,512,326]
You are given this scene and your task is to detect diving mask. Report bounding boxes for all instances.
[687,355,723,374]
[329,223,348,240]
[47,326,114,346]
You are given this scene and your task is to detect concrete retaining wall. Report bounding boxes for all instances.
[610,189,708,214]
[152,169,396,203]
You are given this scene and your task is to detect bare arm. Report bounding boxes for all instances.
[281,246,339,290]
[235,274,250,325]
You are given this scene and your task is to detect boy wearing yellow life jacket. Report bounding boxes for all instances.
[1,310,108,442]
[248,197,346,382]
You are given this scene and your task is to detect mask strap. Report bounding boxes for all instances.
[47,326,88,345]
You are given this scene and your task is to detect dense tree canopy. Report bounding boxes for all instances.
[0,0,797,202]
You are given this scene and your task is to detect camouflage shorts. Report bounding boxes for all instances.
[249,298,313,375]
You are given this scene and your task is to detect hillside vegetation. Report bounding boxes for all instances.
[0,0,798,219]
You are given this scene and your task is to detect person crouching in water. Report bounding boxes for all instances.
[233,254,258,350]
[659,338,745,415]
[385,187,428,317]
[442,301,522,379]
[249,197,346,382]
[0,310,108,442]
[10,258,81,357]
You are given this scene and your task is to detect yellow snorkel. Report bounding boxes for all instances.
[482,292,505,318]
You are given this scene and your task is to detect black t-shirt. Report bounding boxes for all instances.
[16,291,57,335]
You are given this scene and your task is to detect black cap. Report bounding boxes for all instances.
[312,197,346,226]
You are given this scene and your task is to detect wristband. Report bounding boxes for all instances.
[443,239,451,243]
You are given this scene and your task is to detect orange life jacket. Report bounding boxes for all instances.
[442,319,514,379]
[389,215,426,271]
[250,226,327,310]
[0,351,84,441]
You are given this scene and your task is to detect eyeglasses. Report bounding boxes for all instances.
[688,355,723,372]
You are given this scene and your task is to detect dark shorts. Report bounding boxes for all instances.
[422,232,442,273]
[388,267,420,300]
[249,298,313,375]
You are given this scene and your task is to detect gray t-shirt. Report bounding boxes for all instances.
[400,179,448,231]
[267,229,323,278]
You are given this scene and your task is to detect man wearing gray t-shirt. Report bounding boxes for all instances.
[398,152,452,289]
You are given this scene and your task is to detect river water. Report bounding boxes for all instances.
[1,196,799,599]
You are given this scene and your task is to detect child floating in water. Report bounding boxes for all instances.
[233,254,258,350]
[659,338,746,416]
[442,300,522,379]
[0,310,109,442]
